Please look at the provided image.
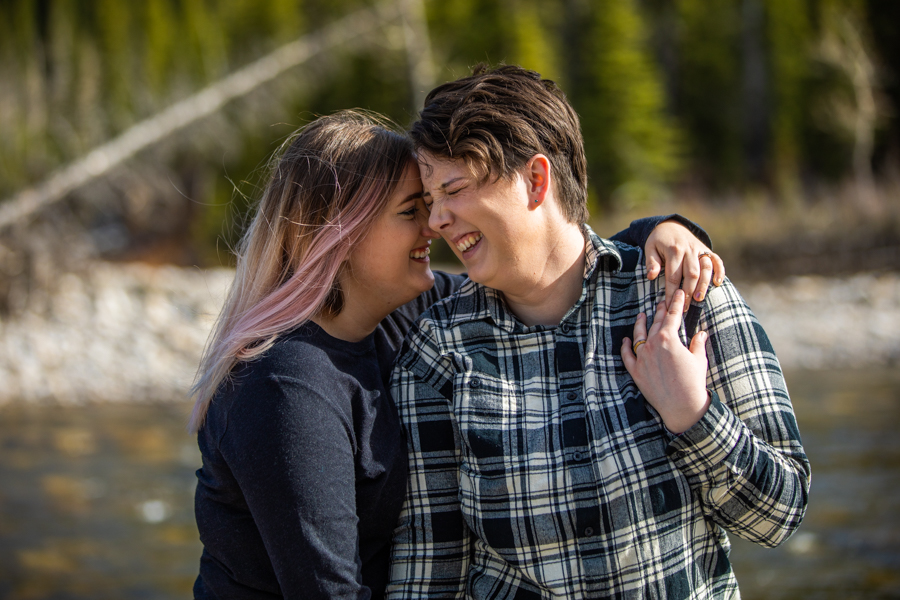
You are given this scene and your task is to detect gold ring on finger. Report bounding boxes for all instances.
[632,339,647,353]
[698,251,713,261]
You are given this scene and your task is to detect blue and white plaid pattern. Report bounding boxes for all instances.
[387,227,810,599]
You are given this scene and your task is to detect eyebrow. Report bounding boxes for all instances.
[422,177,466,198]
[399,190,423,204]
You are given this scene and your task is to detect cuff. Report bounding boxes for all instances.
[665,390,747,479]
[658,214,713,250]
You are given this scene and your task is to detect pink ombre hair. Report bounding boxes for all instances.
[189,110,415,432]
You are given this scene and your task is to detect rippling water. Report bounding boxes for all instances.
[0,369,898,599]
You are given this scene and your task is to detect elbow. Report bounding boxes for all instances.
[761,469,812,549]
[716,456,811,548]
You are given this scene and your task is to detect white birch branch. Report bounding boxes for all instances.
[0,1,404,231]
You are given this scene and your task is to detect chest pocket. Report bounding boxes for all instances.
[454,371,516,472]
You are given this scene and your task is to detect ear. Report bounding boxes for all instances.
[525,154,551,209]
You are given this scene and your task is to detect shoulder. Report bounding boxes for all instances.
[212,331,354,440]
[408,277,490,336]
[584,225,645,280]
[392,280,492,386]
[390,270,468,326]
[253,326,332,374]
[610,239,644,274]
[701,277,771,346]
[432,270,467,298]
[589,235,652,294]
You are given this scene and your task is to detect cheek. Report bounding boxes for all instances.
[367,228,409,268]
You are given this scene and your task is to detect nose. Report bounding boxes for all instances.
[419,216,440,239]
[428,199,452,233]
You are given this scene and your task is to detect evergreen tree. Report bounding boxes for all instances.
[674,0,744,188]
[766,0,813,197]
[565,0,679,208]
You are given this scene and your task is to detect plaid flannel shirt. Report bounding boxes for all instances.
[387,227,810,599]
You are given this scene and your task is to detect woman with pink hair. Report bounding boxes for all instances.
[188,110,722,599]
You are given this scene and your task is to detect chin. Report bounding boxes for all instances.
[465,266,490,287]
[416,270,435,292]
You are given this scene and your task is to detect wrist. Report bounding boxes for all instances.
[662,390,711,434]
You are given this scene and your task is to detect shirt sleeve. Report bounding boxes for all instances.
[219,374,367,599]
[609,213,713,249]
[666,278,811,548]
[386,321,472,599]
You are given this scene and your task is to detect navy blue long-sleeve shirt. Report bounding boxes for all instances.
[192,215,709,599]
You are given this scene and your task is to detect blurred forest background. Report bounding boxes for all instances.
[2,2,900,597]
[2,0,900,302]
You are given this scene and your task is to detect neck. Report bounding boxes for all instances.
[311,294,390,343]
[501,223,586,327]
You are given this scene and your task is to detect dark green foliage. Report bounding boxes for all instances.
[1,0,898,265]
[673,0,744,186]
[564,0,679,209]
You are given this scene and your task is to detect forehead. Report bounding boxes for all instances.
[416,152,470,188]
[386,161,423,203]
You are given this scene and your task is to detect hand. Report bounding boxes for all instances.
[645,220,725,310]
[621,290,711,434]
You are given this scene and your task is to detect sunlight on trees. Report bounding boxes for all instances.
[1,0,898,263]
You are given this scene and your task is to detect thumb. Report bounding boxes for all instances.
[689,330,708,360]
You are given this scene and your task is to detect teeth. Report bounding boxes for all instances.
[410,247,431,259]
[456,233,483,252]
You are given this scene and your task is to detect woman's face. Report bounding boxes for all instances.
[344,162,439,315]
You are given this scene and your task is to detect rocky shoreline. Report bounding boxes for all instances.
[1,262,898,405]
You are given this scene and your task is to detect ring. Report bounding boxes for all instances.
[632,339,647,352]
[698,251,713,261]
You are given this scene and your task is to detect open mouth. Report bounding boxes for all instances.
[455,232,483,254]
[409,246,431,260]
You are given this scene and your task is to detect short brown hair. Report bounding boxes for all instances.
[410,64,589,223]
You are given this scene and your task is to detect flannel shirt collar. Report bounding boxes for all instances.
[474,224,625,334]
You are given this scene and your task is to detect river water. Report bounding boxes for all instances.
[0,368,898,599]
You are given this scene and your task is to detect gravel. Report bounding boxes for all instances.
[1,263,898,405]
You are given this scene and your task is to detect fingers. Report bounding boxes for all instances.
[659,289,687,335]
[633,311,648,343]
[645,250,662,281]
[679,252,702,306]
[622,313,648,373]
[691,254,714,302]
[710,252,726,286]
[621,336,636,372]
[679,250,724,304]
[665,262,683,310]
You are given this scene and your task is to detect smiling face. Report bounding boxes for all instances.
[343,161,438,315]
[420,151,541,296]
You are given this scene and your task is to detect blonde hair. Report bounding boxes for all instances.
[189,110,414,432]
